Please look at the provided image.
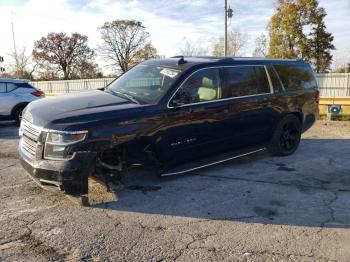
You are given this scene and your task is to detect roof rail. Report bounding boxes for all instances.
[218,57,234,63]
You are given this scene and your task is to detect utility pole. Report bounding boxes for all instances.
[11,11,18,78]
[224,0,228,56]
[224,1,233,56]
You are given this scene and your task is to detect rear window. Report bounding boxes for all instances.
[274,64,317,91]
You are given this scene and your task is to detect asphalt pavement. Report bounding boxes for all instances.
[1,120,350,261]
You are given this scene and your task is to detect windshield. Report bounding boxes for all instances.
[107,64,181,104]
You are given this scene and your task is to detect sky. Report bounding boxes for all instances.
[0,0,349,73]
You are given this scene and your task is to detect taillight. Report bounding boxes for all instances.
[31,90,45,97]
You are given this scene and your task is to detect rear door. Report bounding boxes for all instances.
[0,83,19,116]
[219,65,278,148]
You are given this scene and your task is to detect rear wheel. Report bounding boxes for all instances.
[267,114,302,156]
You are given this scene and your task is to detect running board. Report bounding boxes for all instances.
[161,147,265,176]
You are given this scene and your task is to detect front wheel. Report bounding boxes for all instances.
[267,114,302,156]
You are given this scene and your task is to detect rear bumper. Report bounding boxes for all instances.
[19,149,96,195]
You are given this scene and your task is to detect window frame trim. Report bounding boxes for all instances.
[167,65,274,108]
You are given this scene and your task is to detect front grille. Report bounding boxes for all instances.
[22,121,41,141]
[20,120,42,162]
[21,136,37,160]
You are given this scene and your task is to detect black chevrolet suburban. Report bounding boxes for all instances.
[19,57,319,200]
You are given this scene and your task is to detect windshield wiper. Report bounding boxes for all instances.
[113,90,140,104]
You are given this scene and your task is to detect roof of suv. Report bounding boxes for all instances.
[145,56,306,70]
[0,78,29,84]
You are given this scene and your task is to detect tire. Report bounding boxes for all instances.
[13,106,25,125]
[267,114,302,156]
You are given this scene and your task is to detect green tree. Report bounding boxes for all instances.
[268,0,335,72]
[268,1,304,58]
[304,5,335,72]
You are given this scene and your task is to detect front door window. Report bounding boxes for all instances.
[170,68,221,106]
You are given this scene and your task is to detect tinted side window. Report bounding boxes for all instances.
[172,68,221,105]
[18,83,34,88]
[0,83,6,93]
[221,66,270,98]
[274,64,317,91]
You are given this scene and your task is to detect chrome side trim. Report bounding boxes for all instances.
[161,148,265,176]
[39,179,63,187]
[167,65,273,109]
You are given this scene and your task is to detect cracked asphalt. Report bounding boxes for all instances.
[1,120,350,261]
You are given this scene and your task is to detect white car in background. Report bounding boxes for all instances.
[0,79,44,124]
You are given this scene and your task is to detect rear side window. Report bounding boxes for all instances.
[6,83,17,92]
[274,64,317,91]
[0,83,6,93]
[221,66,270,99]
[0,83,17,93]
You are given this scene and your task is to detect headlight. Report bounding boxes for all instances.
[44,132,87,160]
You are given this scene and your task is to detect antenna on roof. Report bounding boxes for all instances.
[171,56,187,65]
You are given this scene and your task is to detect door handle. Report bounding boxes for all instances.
[262,101,272,107]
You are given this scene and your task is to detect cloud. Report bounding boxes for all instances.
[0,0,348,72]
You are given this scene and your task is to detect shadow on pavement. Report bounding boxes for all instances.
[95,138,350,229]
[0,121,19,140]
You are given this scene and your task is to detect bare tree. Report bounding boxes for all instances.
[8,47,36,79]
[253,34,268,57]
[33,32,94,79]
[98,20,158,73]
[178,41,209,56]
[212,29,248,56]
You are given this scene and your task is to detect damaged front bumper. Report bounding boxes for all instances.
[19,148,96,195]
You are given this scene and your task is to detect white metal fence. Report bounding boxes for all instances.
[316,73,350,97]
[30,78,115,94]
[29,74,350,97]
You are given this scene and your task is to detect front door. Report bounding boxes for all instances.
[161,67,229,166]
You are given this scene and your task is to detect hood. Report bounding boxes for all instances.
[24,90,143,130]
